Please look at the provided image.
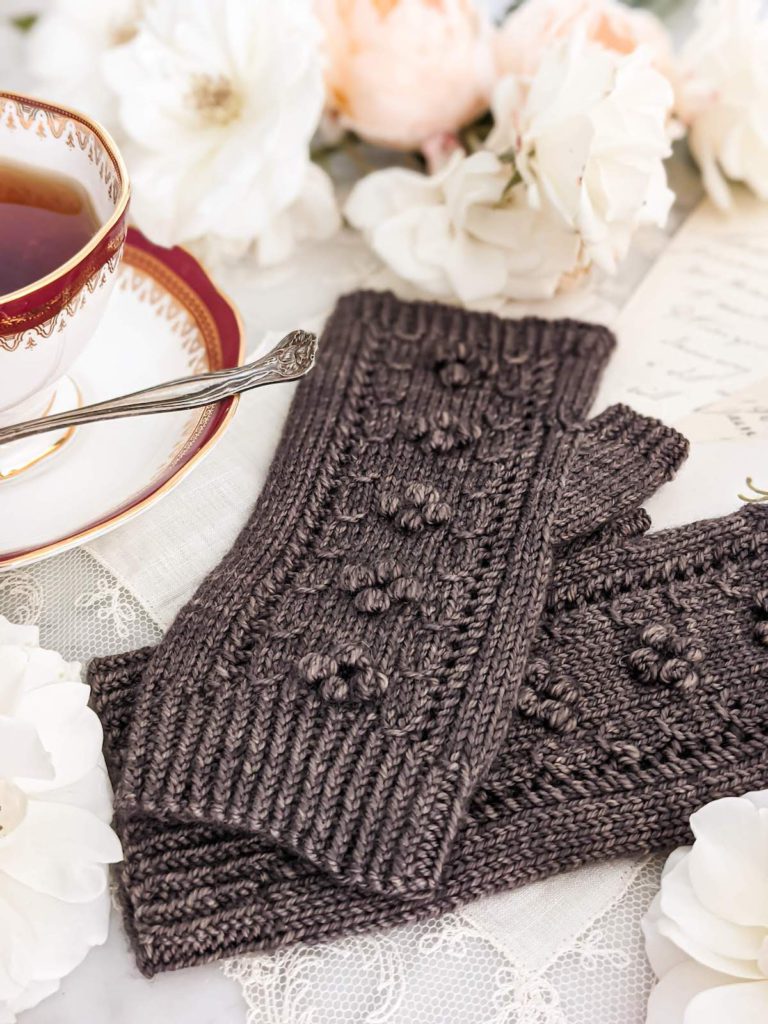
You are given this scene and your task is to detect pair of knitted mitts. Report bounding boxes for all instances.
[88,291,768,975]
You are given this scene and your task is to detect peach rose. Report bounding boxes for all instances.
[496,0,672,80]
[316,0,495,151]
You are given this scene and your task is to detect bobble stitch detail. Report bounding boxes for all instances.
[299,646,389,703]
[341,560,424,615]
[379,483,452,531]
[628,622,704,692]
[404,412,482,454]
[432,340,495,389]
[518,659,580,734]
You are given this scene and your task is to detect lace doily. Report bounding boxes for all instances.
[223,860,663,1024]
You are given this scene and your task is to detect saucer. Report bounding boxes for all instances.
[0,229,244,571]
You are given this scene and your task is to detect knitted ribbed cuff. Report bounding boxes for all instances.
[114,292,613,899]
[558,404,688,547]
[91,505,768,975]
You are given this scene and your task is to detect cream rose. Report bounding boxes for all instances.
[489,35,674,275]
[316,0,495,151]
[496,0,672,80]
[674,0,768,210]
[345,149,583,304]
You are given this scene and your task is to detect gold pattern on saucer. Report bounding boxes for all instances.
[119,246,223,372]
[739,477,768,503]
[0,237,244,570]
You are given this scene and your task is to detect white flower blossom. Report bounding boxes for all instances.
[643,791,768,1024]
[26,0,145,130]
[102,0,339,258]
[0,618,121,1023]
[489,35,675,275]
[345,149,584,305]
[674,0,768,209]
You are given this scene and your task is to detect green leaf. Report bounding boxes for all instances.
[12,15,38,31]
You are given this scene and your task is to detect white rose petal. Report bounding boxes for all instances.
[99,0,338,260]
[660,854,766,963]
[15,684,104,793]
[26,0,145,130]
[674,0,768,209]
[0,874,111,986]
[0,616,121,1021]
[643,791,768,1023]
[346,150,583,305]
[490,35,674,276]
[688,797,768,928]
[684,979,768,1023]
[256,163,341,268]
[0,719,52,782]
[0,798,120,905]
[646,960,748,1024]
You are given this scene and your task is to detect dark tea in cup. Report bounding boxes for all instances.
[0,159,100,296]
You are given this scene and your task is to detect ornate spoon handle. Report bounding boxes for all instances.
[0,330,317,446]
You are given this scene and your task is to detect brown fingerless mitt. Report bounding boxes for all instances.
[114,291,615,897]
[85,290,768,977]
[91,506,768,975]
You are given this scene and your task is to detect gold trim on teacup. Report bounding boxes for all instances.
[1,247,124,353]
[0,91,131,304]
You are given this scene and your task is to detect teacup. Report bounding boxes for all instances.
[0,92,130,436]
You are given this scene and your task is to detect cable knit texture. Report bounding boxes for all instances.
[91,506,768,975]
[114,291,614,897]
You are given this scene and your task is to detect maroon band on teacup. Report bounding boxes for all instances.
[0,91,131,337]
[0,216,129,334]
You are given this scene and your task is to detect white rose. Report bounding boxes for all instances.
[490,35,674,274]
[674,0,768,210]
[26,0,145,130]
[0,618,122,1022]
[102,0,339,258]
[345,149,584,305]
[642,791,768,1024]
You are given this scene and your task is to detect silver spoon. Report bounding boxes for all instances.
[0,329,317,447]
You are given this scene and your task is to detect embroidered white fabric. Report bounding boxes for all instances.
[0,546,162,660]
[223,859,664,1024]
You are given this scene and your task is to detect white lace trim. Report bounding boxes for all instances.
[222,860,662,1024]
